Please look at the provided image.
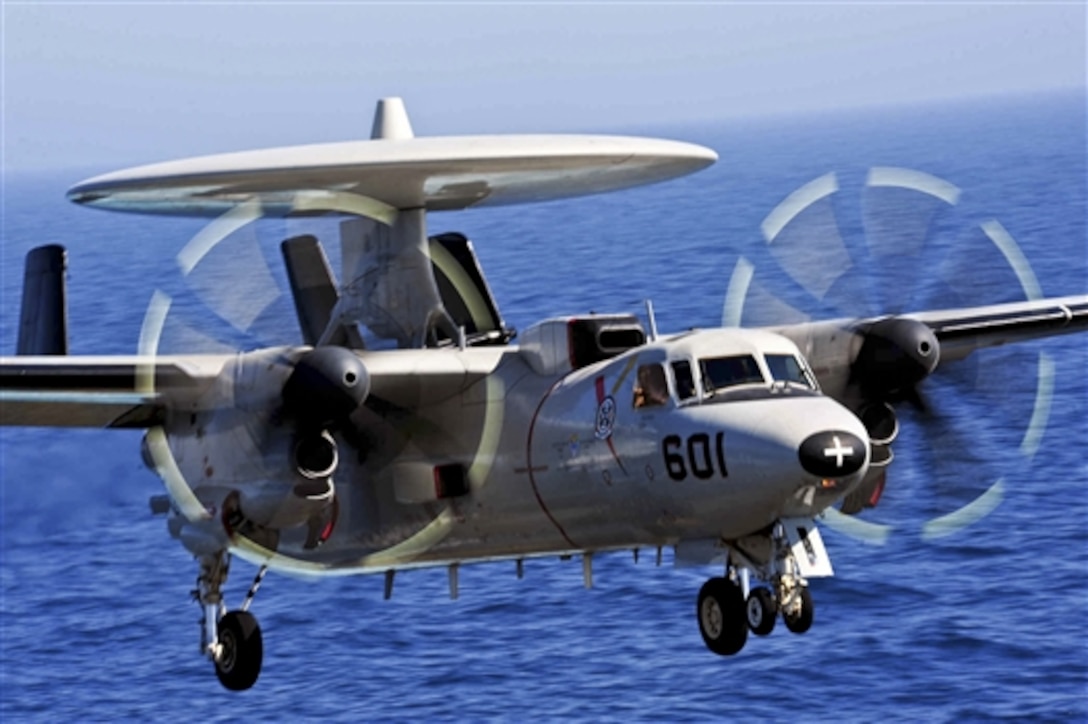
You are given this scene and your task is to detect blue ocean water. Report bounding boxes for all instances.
[2,91,1086,721]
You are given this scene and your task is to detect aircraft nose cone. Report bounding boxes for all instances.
[798,431,867,478]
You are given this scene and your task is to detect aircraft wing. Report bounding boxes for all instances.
[0,355,230,428]
[766,293,1088,417]
[0,349,503,429]
[903,295,1088,362]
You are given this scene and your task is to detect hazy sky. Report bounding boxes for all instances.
[2,2,1085,171]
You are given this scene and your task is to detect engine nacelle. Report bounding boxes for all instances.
[294,430,339,480]
[236,478,335,531]
[858,402,899,446]
[235,430,339,530]
[390,461,470,504]
[852,317,939,399]
[145,347,360,550]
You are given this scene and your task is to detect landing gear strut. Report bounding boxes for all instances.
[696,518,828,656]
[194,552,267,690]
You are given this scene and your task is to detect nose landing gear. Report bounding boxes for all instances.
[695,518,828,656]
[745,586,777,636]
[697,577,747,655]
[782,586,814,634]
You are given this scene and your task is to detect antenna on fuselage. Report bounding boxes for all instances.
[644,299,659,341]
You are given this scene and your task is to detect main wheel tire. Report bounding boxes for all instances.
[697,577,748,656]
[783,587,814,635]
[215,610,263,691]
[746,587,777,636]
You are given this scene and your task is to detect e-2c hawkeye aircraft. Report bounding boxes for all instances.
[2,98,1086,690]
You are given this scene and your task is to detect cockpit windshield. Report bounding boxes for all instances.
[765,354,816,389]
[700,355,765,394]
[695,352,817,400]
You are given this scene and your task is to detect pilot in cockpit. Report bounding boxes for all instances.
[633,364,670,408]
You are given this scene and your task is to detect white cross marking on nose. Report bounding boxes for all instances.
[823,435,854,468]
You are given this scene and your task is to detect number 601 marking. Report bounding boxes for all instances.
[662,433,728,481]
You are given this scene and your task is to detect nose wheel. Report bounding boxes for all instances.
[697,577,748,655]
[697,579,817,656]
[745,587,777,636]
[782,586,814,634]
[696,519,826,656]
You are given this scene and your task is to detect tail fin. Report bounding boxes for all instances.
[17,245,68,355]
[281,235,364,348]
[429,233,514,345]
[281,234,339,346]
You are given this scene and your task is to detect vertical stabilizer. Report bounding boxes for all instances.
[370,97,414,140]
[17,245,69,355]
[280,235,364,349]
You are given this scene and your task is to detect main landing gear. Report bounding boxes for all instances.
[696,519,825,656]
[195,552,268,691]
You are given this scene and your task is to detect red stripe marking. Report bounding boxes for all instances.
[526,378,579,549]
[606,437,628,476]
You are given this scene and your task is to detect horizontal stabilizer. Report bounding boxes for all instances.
[17,245,69,356]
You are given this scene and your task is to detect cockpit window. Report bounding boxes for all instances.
[765,354,816,389]
[633,364,669,408]
[671,360,696,400]
[700,355,764,394]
